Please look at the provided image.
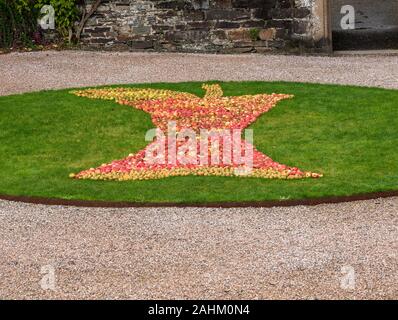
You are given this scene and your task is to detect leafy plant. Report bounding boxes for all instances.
[35,0,79,41]
[0,0,38,48]
[249,28,260,41]
[34,0,102,44]
[0,0,102,48]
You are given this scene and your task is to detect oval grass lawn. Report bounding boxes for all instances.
[0,81,397,204]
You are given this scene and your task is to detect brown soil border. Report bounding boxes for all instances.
[0,191,397,208]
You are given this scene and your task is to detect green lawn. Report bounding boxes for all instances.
[0,81,397,203]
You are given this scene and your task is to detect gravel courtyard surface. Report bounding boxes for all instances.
[0,51,397,299]
[1,51,398,96]
[0,198,397,299]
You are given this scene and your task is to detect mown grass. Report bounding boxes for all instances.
[0,81,397,203]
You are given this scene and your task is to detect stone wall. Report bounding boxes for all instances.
[81,0,327,53]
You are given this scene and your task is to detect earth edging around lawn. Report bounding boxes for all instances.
[1,191,398,208]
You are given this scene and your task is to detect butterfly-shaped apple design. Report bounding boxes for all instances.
[69,84,322,181]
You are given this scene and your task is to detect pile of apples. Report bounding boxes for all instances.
[69,84,322,181]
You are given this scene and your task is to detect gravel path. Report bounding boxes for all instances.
[1,51,398,96]
[0,51,397,299]
[0,198,397,299]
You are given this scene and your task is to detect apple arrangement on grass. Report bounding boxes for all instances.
[69,84,322,181]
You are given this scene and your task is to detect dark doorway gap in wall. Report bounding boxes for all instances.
[331,0,398,50]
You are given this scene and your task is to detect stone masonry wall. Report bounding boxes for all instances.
[81,0,325,53]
